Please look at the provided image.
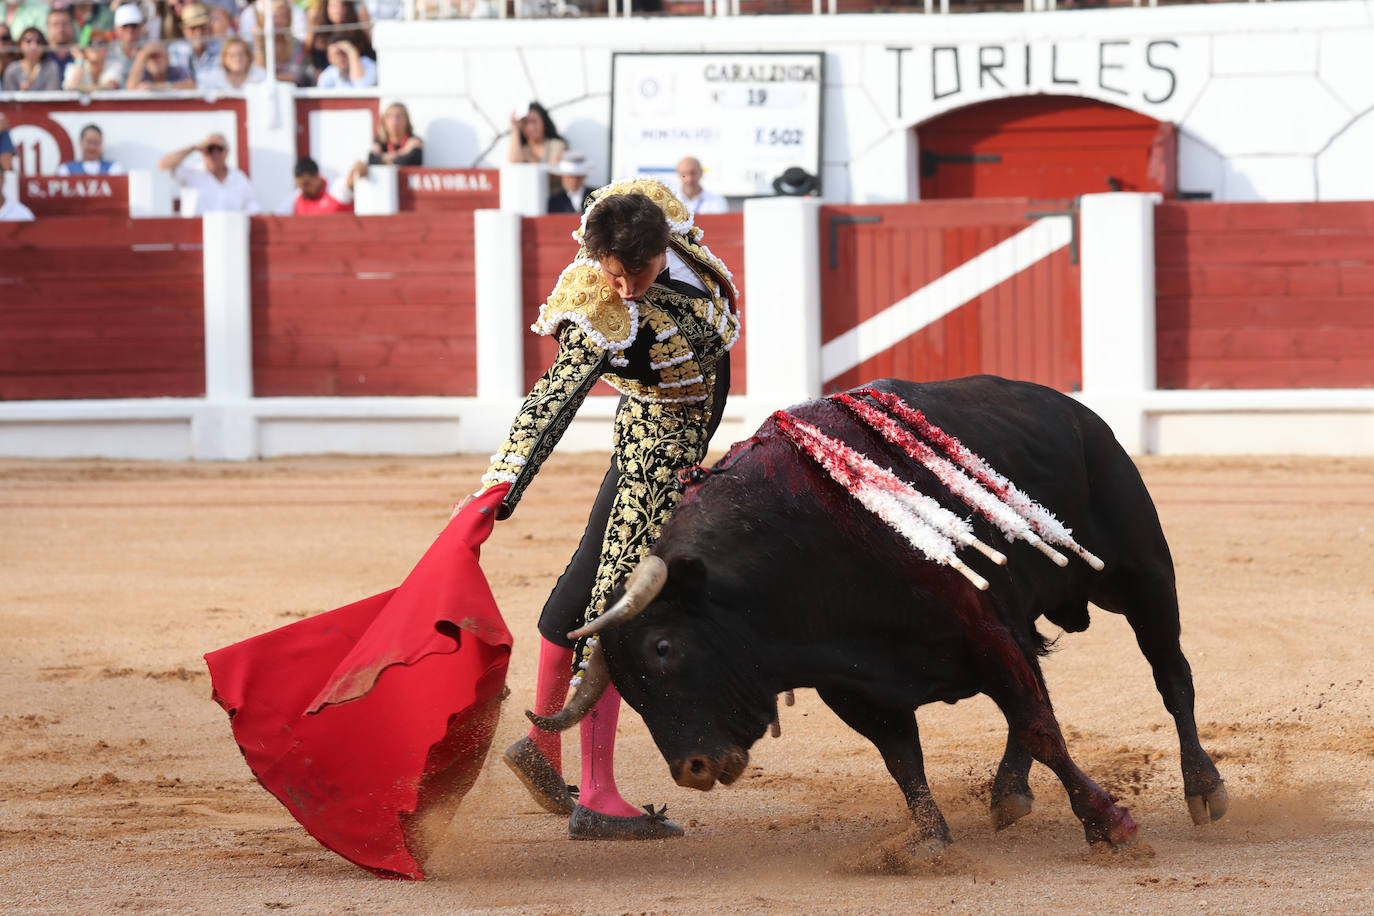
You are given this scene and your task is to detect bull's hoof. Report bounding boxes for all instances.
[991,792,1034,830]
[1084,808,1138,848]
[1186,782,1229,825]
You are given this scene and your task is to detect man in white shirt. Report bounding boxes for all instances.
[157,132,259,217]
[0,182,36,221]
[675,156,728,216]
[158,132,259,216]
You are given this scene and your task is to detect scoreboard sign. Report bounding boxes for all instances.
[610,51,825,199]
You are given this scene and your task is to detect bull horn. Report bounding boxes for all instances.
[566,555,668,640]
[525,643,610,733]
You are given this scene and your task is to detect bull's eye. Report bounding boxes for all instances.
[655,639,671,657]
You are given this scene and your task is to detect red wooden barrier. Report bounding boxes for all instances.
[821,200,1080,394]
[250,214,478,396]
[1155,202,1374,389]
[397,168,500,212]
[20,175,129,218]
[520,213,747,395]
[0,217,205,400]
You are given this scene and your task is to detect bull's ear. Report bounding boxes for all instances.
[666,555,708,599]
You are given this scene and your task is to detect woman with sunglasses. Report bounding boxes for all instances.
[2,27,61,91]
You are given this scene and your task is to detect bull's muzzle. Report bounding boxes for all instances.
[669,747,749,791]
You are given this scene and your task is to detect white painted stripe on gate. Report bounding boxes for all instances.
[820,215,1073,382]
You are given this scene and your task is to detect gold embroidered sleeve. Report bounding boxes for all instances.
[480,325,608,519]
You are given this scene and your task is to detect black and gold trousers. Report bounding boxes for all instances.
[537,365,727,674]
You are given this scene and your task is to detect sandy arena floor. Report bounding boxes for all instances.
[2,451,1372,914]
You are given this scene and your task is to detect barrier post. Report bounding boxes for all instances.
[128,169,175,218]
[468,208,527,451]
[193,212,256,460]
[499,162,547,216]
[742,196,823,432]
[353,164,400,215]
[1078,192,1160,453]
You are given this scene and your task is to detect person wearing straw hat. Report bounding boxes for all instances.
[166,2,221,81]
[456,178,741,840]
[546,152,597,214]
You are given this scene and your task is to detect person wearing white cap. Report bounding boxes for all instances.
[546,153,596,214]
[100,2,146,89]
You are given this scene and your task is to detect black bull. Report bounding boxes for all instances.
[537,375,1228,850]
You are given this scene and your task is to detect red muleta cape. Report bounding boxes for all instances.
[204,484,513,880]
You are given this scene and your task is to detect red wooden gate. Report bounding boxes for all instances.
[820,199,1080,394]
[917,96,1175,200]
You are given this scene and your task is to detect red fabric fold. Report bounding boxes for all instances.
[204,484,513,880]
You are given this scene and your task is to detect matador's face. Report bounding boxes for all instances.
[598,251,667,302]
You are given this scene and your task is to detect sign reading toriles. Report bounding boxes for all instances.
[887,36,1205,123]
[610,51,824,199]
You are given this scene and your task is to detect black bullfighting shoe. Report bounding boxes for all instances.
[568,804,685,840]
[503,737,579,816]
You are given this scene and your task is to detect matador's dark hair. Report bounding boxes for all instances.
[582,193,671,275]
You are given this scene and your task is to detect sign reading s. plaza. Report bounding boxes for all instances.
[887,35,1208,123]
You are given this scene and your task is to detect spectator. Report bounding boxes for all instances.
[238,0,305,45]
[508,101,565,170]
[0,176,36,221]
[5,0,51,39]
[57,124,125,175]
[196,35,264,89]
[0,112,14,174]
[158,131,259,215]
[306,0,371,73]
[282,156,352,214]
[100,3,145,86]
[675,156,728,215]
[367,101,422,165]
[253,0,308,85]
[44,5,77,70]
[206,3,232,37]
[361,0,402,21]
[2,27,61,90]
[0,24,20,74]
[72,0,115,46]
[126,38,192,87]
[61,27,110,89]
[546,152,595,213]
[166,2,221,81]
[314,38,372,88]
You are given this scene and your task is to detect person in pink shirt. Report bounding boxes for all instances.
[288,156,352,215]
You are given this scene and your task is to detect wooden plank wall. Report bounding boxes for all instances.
[1155,202,1374,389]
[250,213,478,396]
[821,201,1080,394]
[520,213,747,395]
[0,217,205,400]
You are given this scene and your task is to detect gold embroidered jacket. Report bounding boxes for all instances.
[480,250,739,517]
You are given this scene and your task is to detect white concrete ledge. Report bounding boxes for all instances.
[0,395,757,461]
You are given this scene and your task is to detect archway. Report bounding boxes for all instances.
[916,95,1176,200]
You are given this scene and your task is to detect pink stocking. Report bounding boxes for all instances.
[578,684,641,817]
[526,637,574,773]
